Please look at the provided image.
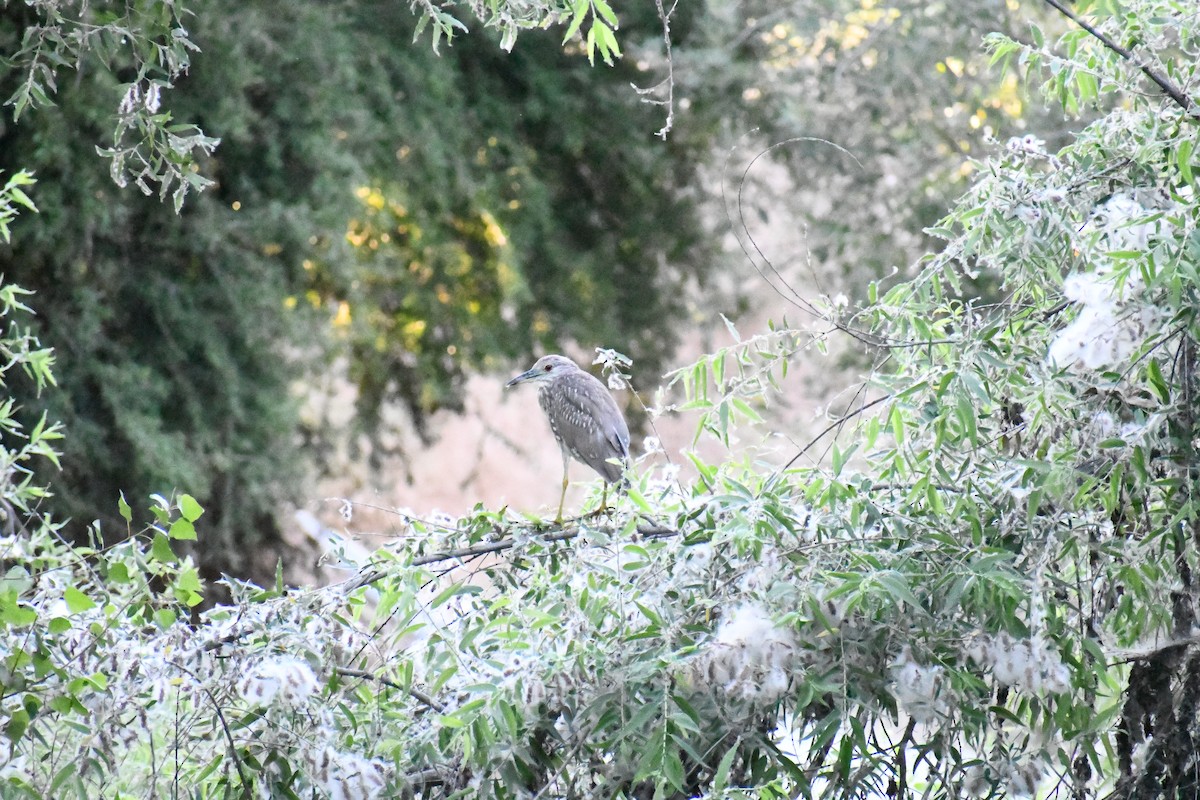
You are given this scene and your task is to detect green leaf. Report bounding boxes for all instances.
[593,21,620,63]
[959,370,990,404]
[592,0,619,28]
[174,566,204,607]
[8,186,37,212]
[562,0,589,44]
[662,743,685,790]
[64,586,96,614]
[431,581,482,608]
[711,741,740,793]
[625,484,652,513]
[168,518,196,541]
[731,397,763,423]
[178,493,204,522]
[1146,358,1169,403]
[0,593,37,626]
[4,708,29,743]
[151,532,176,563]
[117,492,132,524]
[874,570,921,609]
[107,562,130,584]
[585,21,597,65]
[1178,138,1194,185]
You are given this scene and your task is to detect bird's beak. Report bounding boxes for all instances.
[506,368,537,388]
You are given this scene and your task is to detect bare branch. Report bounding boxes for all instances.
[633,0,677,138]
[346,514,678,591]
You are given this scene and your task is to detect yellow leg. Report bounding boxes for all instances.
[556,472,568,523]
[557,447,569,523]
[601,484,609,510]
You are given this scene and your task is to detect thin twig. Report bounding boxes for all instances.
[335,666,447,712]
[167,660,254,800]
[631,0,676,138]
[1040,0,1196,115]
[403,767,452,789]
[775,392,893,476]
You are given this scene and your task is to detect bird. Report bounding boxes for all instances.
[506,354,630,522]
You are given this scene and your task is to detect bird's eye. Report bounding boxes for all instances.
[543,364,552,372]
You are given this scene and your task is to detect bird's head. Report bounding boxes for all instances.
[506,354,580,387]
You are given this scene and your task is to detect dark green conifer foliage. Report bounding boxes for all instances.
[0,0,713,579]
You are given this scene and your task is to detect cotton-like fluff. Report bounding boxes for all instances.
[967,633,1070,695]
[238,656,321,707]
[686,603,795,703]
[962,760,1044,799]
[890,648,950,723]
[669,543,713,590]
[1002,759,1045,798]
[1048,191,1175,371]
[1091,192,1173,252]
[1047,270,1164,371]
[306,746,391,800]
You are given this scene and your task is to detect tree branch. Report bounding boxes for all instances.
[347,514,679,591]
[775,392,892,476]
[1040,0,1197,115]
[335,666,447,712]
[895,718,916,799]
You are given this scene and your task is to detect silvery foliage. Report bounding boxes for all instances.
[5,0,218,210]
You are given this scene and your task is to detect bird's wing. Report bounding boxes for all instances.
[548,372,630,483]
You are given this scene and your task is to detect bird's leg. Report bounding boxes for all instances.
[601,484,609,511]
[556,446,570,524]
[556,476,568,524]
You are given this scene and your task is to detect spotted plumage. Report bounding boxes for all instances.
[506,354,630,521]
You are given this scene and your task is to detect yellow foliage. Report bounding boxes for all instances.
[402,319,427,348]
[480,210,508,248]
[345,222,368,248]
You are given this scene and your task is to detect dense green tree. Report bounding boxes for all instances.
[0,0,713,577]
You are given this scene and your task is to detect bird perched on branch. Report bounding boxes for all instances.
[506,354,630,522]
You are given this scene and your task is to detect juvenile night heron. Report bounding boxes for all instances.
[506,354,630,522]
